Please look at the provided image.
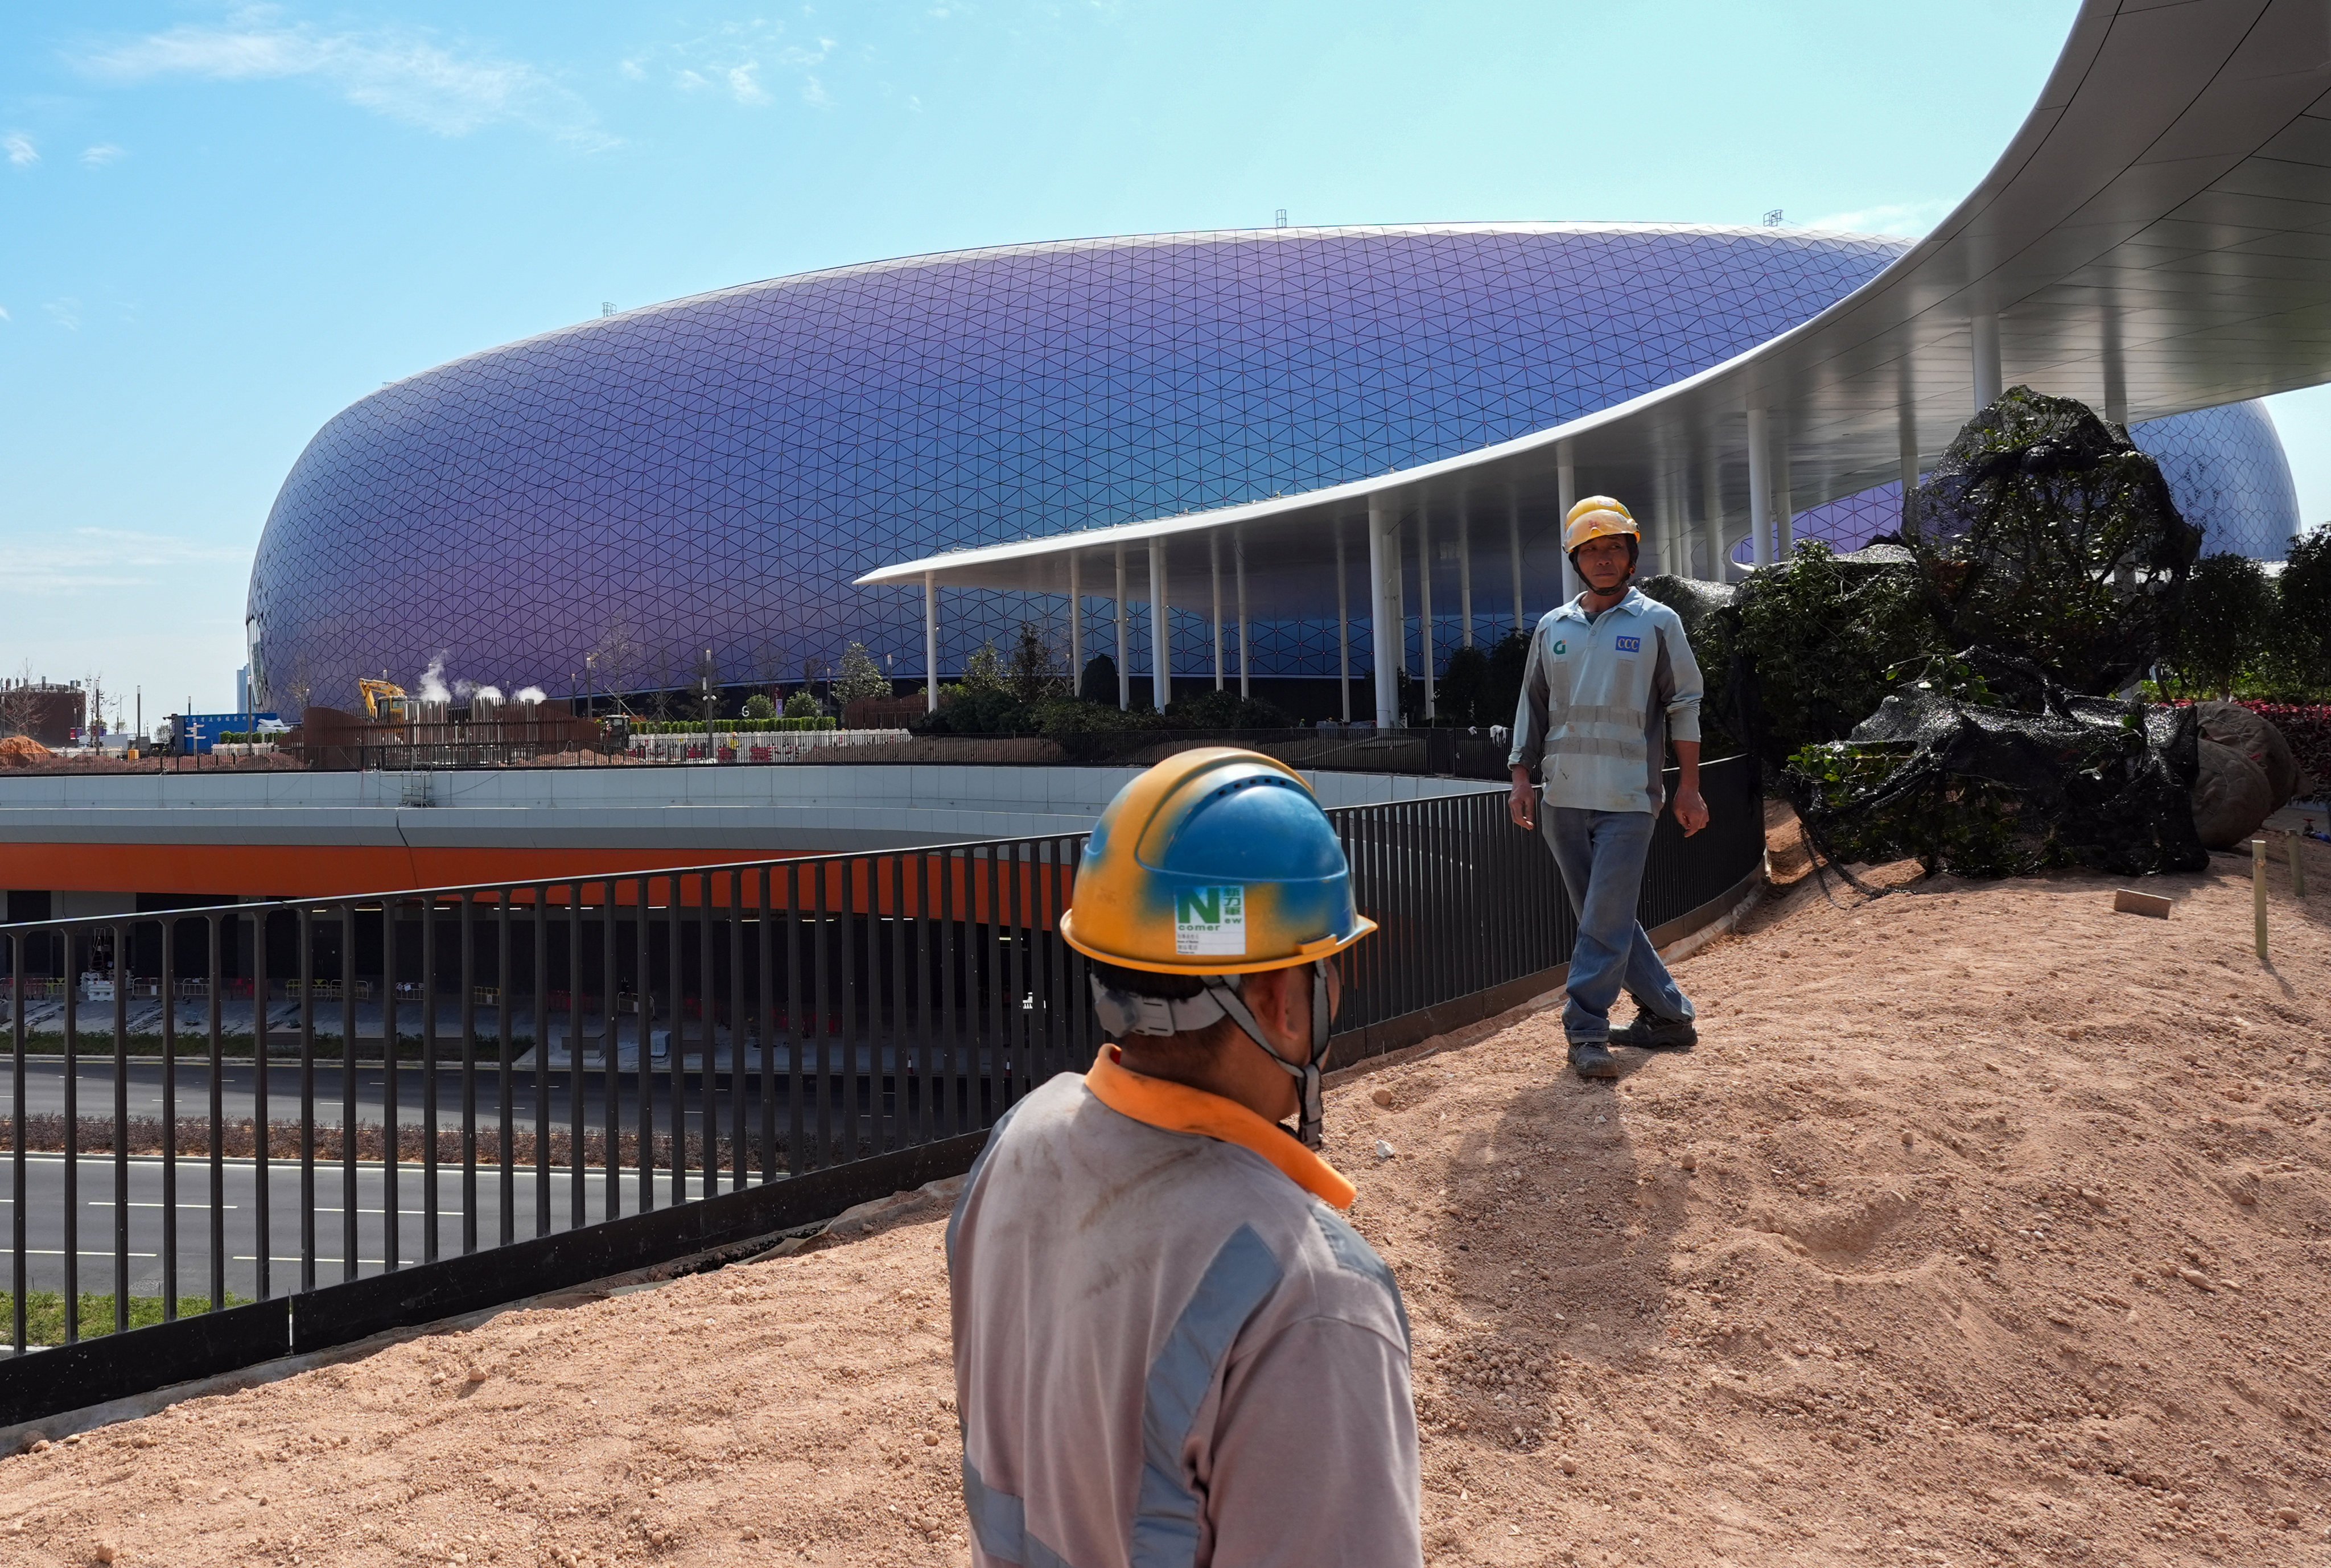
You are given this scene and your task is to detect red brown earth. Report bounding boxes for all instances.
[3,816,2328,1566]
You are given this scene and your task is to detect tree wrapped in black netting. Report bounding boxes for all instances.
[1908,386,2201,693]
[1731,388,2213,879]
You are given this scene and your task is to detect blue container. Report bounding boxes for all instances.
[172,713,281,755]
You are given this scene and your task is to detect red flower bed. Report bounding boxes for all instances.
[2239,701,2331,801]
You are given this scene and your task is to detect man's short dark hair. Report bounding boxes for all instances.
[1088,958,1205,1002]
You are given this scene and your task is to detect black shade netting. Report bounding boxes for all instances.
[1909,386,2202,695]
[1782,672,2207,879]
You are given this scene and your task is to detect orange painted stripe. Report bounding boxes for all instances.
[0,842,1077,925]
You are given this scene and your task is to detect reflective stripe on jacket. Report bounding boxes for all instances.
[1505,587,1704,814]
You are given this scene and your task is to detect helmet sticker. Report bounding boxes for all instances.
[1174,884,1247,957]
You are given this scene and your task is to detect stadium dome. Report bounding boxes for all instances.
[244,225,2300,710]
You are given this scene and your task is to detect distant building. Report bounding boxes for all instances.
[245,225,2301,712]
[0,680,86,747]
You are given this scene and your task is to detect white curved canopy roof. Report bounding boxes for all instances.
[859,0,2331,619]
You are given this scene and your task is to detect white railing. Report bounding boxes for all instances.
[624,728,910,764]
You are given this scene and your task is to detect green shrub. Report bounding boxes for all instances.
[1163,689,1294,729]
[741,693,777,721]
[1733,543,1951,763]
[1078,653,1119,705]
[2262,528,2331,698]
[783,690,826,720]
[833,642,892,707]
[2168,553,2275,699]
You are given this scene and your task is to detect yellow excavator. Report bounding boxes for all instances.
[357,677,406,720]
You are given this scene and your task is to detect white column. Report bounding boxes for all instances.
[1335,522,1352,722]
[1367,497,1399,729]
[1972,312,2002,410]
[1772,414,1794,558]
[1457,501,1473,647]
[1210,532,1225,691]
[1068,553,1082,679]
[922,572,939,713]
[1696,458,1720,582]
[2102,314,2128,425]
[1702,449,1727,578]
[1747,407,1773,569]
[1899,417,1921,538]
[1556,445,1580,600]
[1148,537,1171,711]
[1114,546,1130,711]
[1417,502,1436,721]
[1234,531,1251,699]
[1506,488,1525,631]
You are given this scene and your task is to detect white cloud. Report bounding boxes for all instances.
[80,17,615,149]
[1796,199,1954,237]
[0,528,245,597]
[44,297,81,331]
[3,133,36,167]
[726,63,770,105]
[647,21,834,108]
[81,142,126,167]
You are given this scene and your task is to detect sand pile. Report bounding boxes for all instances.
[2,820,2327,1566]
[0,736,52,767]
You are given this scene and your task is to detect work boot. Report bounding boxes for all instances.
[1567,1039,1619,1080]
[1610,1010,1698,1051]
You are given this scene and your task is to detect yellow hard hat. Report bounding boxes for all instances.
[1060,747,1377,977]
[1062,747,1377,1150]
[1563,495,1641,554]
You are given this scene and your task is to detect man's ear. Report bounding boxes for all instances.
[1243,965,1297,1047]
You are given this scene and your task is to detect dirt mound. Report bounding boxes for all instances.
[3,818,2328,1566]
[0,735,52,766]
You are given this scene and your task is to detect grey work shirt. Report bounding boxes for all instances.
[1506,586,1704,814]
[948,1066,1422,1568]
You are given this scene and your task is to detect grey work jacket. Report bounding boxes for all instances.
[1506,587,1704,814]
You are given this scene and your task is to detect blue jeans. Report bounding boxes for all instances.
[1541,805,1694,1045]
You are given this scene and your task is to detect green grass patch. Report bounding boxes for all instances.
[2,1291,255,1347]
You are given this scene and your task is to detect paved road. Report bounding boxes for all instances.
[1,1151,723,1306]
[0,1052,990,1133]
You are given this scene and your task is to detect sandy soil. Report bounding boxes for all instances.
[4,819,2329,1567]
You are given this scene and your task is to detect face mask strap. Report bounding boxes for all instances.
[1201,966,1329,1152]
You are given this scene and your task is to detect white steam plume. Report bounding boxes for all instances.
[471,685,504,704]
[513,686,546,703]
[415,656,451,703]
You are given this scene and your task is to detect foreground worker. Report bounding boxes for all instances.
[1510,495,1709,1080]
[948,748,1422,1568]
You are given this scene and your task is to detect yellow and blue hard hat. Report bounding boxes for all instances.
[1060,747,1376,977]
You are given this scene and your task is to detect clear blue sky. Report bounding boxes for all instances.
[7,0,2324,726]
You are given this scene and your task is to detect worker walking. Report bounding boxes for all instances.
[948,748,1422,1568]
[1509,496,1710,1080]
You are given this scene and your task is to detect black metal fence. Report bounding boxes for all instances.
[0,754,1761,1423]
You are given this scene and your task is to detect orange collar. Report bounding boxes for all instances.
[1085,1047,1357,1210]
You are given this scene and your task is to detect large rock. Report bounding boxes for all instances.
[2191,738,2275,849]
[2195,700,2297,808]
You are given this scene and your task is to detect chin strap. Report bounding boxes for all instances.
[1088,960,1334,1150]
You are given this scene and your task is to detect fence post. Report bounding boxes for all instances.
[2253,838,2268,964]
